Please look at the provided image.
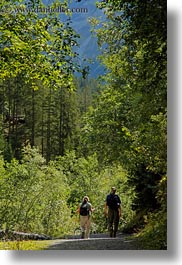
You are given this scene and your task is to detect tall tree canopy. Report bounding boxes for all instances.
[83,0,167,211]
[0,0,82,160]
[0,0,79,87]
[0,0,167,249]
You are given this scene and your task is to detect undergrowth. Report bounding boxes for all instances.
[135,209,167,250]
[0,240,54,250]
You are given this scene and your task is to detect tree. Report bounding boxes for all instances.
[0,145,74,237]
[53,151,135,232]
[0,0,82,161]
[82,0,167,241]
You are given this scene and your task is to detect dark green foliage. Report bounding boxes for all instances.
[0,0,83,161]
[0,0,167,249]
[0,147,135,236]
[87,0,167,248]
[135,176,167,249]
[0,146,74,237]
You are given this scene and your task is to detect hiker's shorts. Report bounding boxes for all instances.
[80,215,91,239]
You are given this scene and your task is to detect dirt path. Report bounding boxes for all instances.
[46,233,139,250]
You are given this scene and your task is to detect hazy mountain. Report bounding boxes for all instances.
[43,0,105,78]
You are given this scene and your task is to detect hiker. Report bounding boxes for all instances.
[104,187,122,237]
[77,196,94,239]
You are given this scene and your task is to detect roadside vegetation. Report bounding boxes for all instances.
[0,0,167,250]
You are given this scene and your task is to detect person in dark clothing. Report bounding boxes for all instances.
[104,187,122,237]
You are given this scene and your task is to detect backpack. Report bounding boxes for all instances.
[80,203,89,216]
[106,194,120,210]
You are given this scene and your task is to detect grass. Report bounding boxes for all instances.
[0,240,56,250]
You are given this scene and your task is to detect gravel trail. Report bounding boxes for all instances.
[46,233,139,250]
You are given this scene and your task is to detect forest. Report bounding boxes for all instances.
[0,0,167,249]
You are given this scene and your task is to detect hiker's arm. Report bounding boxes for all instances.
[88,204,94,213]
[118,205,122,218]
[76,205,80,214]
[104,202,108,216]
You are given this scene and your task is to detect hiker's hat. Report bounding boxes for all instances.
[83,196,89,201]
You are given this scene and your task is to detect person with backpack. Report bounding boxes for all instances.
[77,196,94,239]
[104,187,122,237]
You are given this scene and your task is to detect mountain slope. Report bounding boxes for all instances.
[43,0,105,77]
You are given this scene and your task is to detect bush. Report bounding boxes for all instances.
[134,176,167,249]
[0,146,74,237]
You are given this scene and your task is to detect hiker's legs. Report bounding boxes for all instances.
[80,216,87,238]
[108,209,114,237]
[80,216,91,239]
[85,217,91,239]
[113,210,119,237]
